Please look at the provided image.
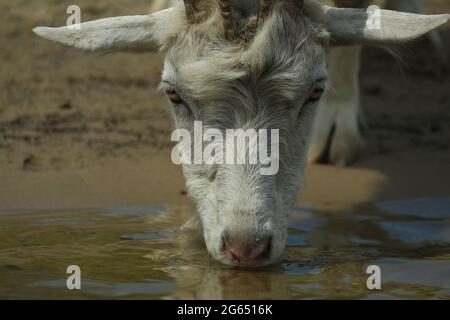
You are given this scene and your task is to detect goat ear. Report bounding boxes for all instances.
[324,6,449,46]
[33,8,179,52]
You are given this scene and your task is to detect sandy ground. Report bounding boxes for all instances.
[0,0,449,212]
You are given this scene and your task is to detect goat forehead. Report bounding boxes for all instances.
[161,7,327,110]
[164,38,325,103]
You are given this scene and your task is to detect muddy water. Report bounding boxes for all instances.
[0,199,449,300]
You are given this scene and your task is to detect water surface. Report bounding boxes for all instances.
[0,199,449,299]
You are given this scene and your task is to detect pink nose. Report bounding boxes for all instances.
[223,233,271,266]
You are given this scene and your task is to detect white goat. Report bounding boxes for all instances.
[33,0,448,267]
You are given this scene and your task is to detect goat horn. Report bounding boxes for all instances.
[219,0,236,41]
[183,0,211,24]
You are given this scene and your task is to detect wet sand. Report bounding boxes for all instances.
[0,1,449,212]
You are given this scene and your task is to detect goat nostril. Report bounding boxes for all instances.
[260,236,272,259]
[221,231,230,251]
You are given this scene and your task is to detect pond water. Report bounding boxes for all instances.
[0,198,449,300]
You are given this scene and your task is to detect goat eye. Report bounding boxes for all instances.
[166,90,184,104]
[307,88,324,104]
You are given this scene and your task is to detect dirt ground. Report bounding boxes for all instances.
[0,0,449,212]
